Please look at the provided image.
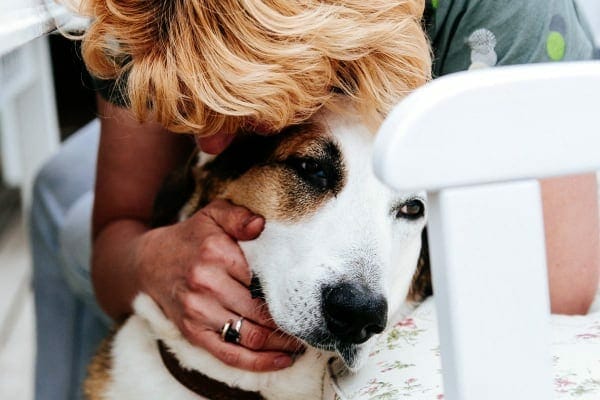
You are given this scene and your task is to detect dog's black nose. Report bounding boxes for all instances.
[322,283,388,344]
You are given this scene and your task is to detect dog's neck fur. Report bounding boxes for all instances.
[109,294,332,400]
[156,340,265,399]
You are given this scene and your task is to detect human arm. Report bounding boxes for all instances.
[541,174,600,314]
[91,98,299,370]
[91,97,190,318]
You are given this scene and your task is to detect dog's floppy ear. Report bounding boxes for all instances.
[407,227,433,301]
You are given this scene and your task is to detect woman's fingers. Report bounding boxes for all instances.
[186,329,293,372]
[180,291,303,353]
[198,199,265,242]
[191,232,253,287]
[187,264,274,328]
[189,200,264,286]
[234,317,304,352]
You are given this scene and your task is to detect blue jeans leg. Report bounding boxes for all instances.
[30,119,110,400]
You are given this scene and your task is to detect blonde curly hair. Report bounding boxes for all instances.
[66,0,431,135]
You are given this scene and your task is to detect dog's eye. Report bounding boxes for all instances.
[289,158,328,190]
[395,199,425,220]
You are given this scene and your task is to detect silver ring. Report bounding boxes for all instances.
[233,317,244,343]
[221,319,233,342]
[221,317,243,344]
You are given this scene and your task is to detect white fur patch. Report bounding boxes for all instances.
[105,294,329,399]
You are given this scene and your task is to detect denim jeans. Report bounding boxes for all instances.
[30,119,110,400]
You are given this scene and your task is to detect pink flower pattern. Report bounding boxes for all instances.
[324,297,600,399]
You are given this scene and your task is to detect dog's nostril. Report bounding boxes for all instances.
[322,283,387,345]
[365,322,385,335]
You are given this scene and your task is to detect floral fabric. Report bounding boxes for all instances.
[325,291,600,400]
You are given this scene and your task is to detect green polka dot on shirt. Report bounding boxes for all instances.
[547,31,566,60]
[431,0,439,9]
[547,14,567,61]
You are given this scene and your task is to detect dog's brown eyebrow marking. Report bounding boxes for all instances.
[202,122,331,180]
[188,121,347,221]
[201,132,286,182]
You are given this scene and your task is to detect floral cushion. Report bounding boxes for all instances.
[324,292,600,400]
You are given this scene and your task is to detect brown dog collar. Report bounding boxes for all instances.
[157,340,265,400]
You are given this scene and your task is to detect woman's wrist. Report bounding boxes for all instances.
[92,218,152,321]
[131,225,172,306]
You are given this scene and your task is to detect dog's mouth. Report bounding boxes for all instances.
[333,342,360,368]
[249,276,376,368]
[299,332,363,368]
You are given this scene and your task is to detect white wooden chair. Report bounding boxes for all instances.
[373,61,600,400]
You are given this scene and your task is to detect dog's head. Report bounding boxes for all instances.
[177,107,428,370]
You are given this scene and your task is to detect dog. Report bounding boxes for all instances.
[84,103,430,400]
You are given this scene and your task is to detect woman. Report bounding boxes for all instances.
[31,0,598,399]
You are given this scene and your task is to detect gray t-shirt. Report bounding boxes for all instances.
[425,0,596,77]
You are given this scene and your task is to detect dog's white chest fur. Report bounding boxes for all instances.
[105,295,329,400]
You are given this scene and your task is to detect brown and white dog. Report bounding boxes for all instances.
[85,104,430,400]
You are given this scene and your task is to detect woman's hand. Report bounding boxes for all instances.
[92,99,300,372]
[135,199,303,371]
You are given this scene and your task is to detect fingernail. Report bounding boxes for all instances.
[243,215,261,228]
[274,355,293,368]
